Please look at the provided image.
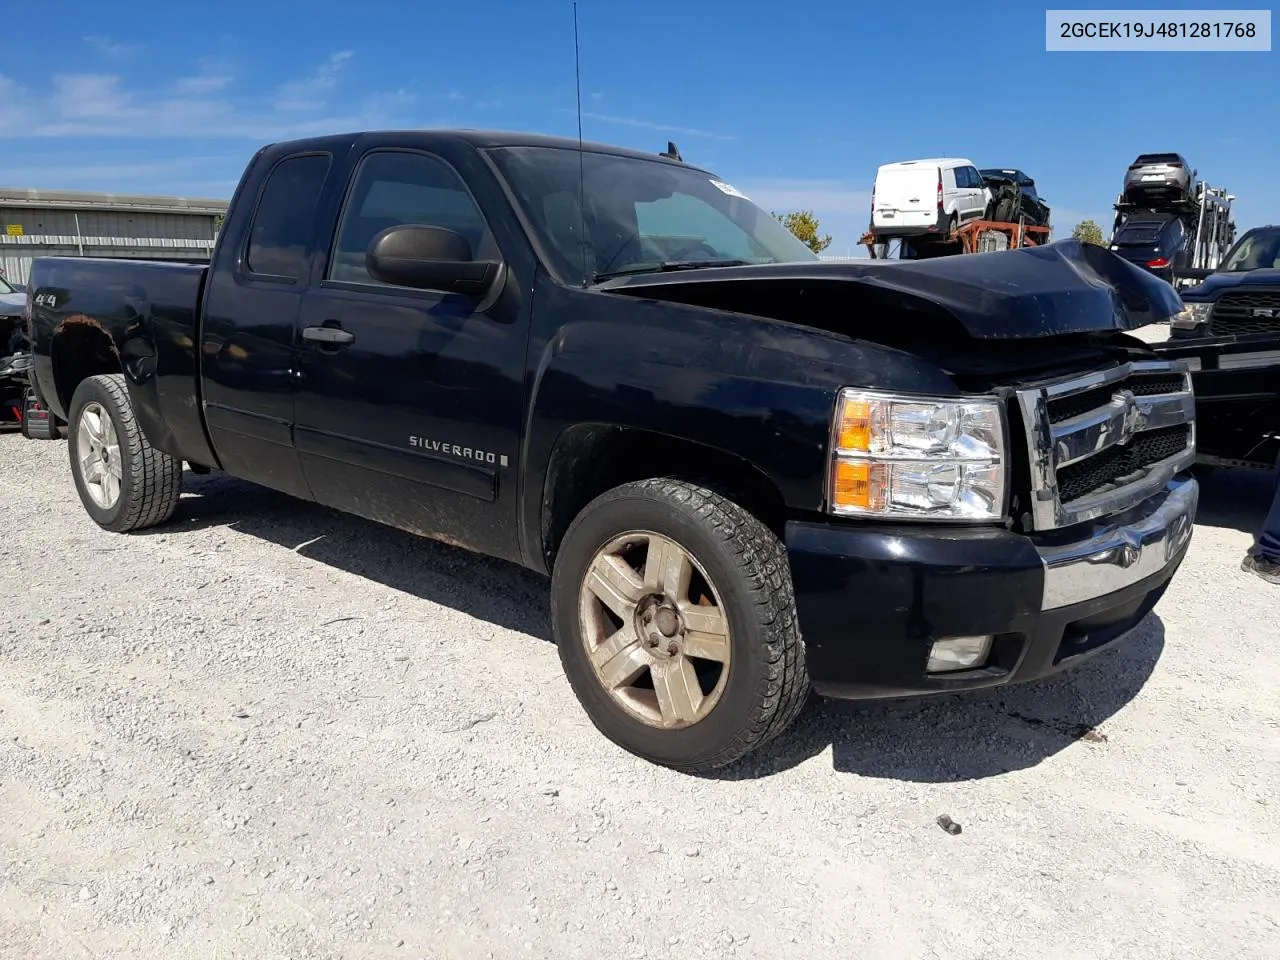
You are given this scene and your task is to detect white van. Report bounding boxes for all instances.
[870,158,990,239]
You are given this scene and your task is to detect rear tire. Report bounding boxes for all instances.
[551,478,810,773]
[67,374,183,532]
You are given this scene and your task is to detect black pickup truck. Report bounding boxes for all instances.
[1153,223,1280,472]
[26,129,1199,773]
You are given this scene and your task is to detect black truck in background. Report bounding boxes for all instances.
[25,129,1199,773]
[1153,223,1280,472]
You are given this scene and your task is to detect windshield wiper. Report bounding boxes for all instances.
[592,259,751,283]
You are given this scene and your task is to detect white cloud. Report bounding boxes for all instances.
[273,50,354,112]
[579,111,735,142]
[0,51,419,142]
[84,36,136,58]
[177,75,232,95]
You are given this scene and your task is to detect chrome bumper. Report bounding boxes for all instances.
[1038,476,1198,610]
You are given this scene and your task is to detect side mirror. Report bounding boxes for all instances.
[366,224,500,297]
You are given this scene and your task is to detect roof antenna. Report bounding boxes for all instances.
[572,2,589,286]
[659,140,682,162]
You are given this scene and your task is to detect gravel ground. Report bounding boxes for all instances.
[1,431,1277,960]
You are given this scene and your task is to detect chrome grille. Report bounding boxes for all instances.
[1015,361,1196,530]
[1210,292,1280,338]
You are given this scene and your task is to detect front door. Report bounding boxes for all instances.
[293,147,528,562]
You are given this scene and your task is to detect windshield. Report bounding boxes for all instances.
[0,276,14,294]
[1219,227,1280,272]
[486,146,818,284]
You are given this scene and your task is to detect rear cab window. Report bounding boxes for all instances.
[245,153,332,281]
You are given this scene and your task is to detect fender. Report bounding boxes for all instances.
[517,277,960,571]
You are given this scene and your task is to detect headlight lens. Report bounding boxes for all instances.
[1171,301,1212,330]
[829,389,1006,521]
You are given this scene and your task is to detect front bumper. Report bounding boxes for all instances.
[786,475,1197,699]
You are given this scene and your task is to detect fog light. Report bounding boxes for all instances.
[926,635,993,673]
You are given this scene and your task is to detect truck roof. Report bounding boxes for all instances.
[263,128,713,173]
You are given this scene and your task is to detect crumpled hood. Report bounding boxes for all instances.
[595,238,1183,339]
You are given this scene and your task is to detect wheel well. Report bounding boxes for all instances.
[541,425,788,571]
[50,317,121,414]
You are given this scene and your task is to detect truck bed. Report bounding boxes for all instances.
[28,256,215,466]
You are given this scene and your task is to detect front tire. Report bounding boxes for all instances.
[67,374,183,532]
[551,479,810,773]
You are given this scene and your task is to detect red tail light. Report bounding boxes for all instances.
[1147,257,1170,268]
[937,177,943,209]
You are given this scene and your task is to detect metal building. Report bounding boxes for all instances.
[0,187,228,286]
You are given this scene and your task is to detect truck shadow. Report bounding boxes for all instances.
[714,615,1165,783]
[161,470,1165,784]
[153,470,554,642]
[1192,466,1274,538]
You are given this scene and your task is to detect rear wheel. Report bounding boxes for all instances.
[551,479,809,773]
[67,374,183,532]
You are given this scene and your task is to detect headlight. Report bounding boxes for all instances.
[1171,302,1212,330]
[828,389,1006,521]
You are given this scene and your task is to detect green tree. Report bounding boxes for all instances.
[1072,219,1106,246]
[773,210,833,254]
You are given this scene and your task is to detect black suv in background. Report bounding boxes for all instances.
[978,168,1051,227]
[1152,223,1280,472]
[1109,214,1191,284]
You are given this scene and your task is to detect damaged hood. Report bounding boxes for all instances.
[595,238,1183,339]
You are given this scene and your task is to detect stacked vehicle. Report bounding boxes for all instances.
[1110,152,1236,290]
[1,276,31,429]
[864,158,1051,259]
[0,276,58,437]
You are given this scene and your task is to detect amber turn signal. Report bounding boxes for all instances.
[832,460,886,512]
[835,399,872,453]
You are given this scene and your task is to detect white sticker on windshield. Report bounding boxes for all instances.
[709,179,751,201]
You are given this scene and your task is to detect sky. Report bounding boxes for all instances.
[1,0,1276,254]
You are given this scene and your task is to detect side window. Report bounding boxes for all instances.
[953,167,969,189]
[967,167,984,189]
[246,154,331,280]
[329,151,490,287]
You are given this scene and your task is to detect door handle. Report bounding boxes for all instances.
[301,325,355,346]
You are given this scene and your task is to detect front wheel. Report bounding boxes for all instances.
[67,374,183,532]
[551,479,810,773]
